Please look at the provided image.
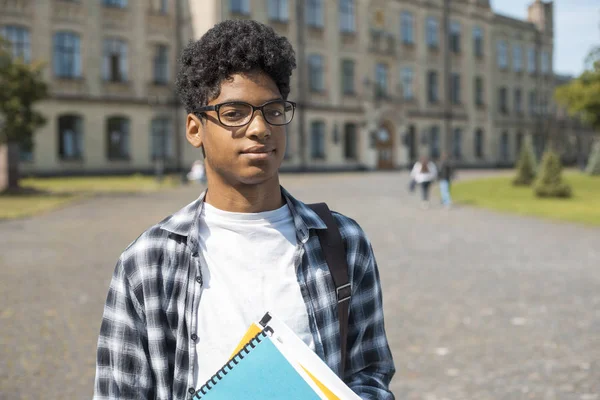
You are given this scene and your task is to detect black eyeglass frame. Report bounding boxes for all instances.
[193,100,297,127]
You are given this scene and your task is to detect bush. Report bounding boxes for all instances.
[534,150,573,198]
[513,135,537,186]
[586,140,600,176]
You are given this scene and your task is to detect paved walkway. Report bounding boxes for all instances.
[1,171,598,399]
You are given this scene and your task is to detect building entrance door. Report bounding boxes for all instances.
[376,126,394,169]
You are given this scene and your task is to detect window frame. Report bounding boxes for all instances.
[310,121,326,159]
[106,116,131,161]
[1,25,31,63]
[306,0,324,28]
[53,31,82,79]
[339,0,356,34]
[268,0,289,22]
[308,54,324,93]
[58,114,84,161]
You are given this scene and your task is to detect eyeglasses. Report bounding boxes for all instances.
[194,100,296,127]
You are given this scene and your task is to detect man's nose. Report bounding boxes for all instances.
[245,111,271,140]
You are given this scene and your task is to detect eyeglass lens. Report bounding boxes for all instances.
[218,101,294,127]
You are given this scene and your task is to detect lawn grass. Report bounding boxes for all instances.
[0,174,180,220]
[452,172,600,227]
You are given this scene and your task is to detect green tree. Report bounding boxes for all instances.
[0,38,48,191]
[554,46,600,131]
[586,139,600,175]
[513,135,537,186]
[534,150,572,198]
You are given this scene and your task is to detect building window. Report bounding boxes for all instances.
[106,117,130,160]
[308,54,324,92]
[310,121,326,159]
[375,63,388,98]
[153,44,169,84]
[103,0,127,8]
[230,0,250,14]
[339,0,355,33]
[429,126,440,159]
[498,87,508,114]
[500,131,510,162]
[529,90,537,115]
[341,59,355,95]
[53,32,81,78]
[1,26,31,63]
[474,76,484,106]
[452,128,462,159]
[58,115,84,160]
[527,46,536,73]
[474,129,484,158]
[450,73,461,105]
[19,144,33,163]
[400,12,414,45]
[449,21,461,53]
[533,133,544,158]
[513,44,522,72]
[401,67,414,100]
[158,0,168,13]
[541,51,550,74]
[497,40,508,69]
[344,123,358,160]
[103,38,128,82]
[427,71,438,103]
[306,0,324,28]
[514,89,522,114]
[516,132,523,155]
[473,26,483,57]
[426,17,439,48]
[150,117,172,160]
[268,0,288,22]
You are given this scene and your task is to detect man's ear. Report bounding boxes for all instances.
[186,113,204,148]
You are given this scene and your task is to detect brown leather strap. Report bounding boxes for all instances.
[308,203,351,378]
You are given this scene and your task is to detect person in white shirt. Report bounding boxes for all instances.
[410,155,438,208]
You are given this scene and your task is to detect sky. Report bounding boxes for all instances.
[491,0,599,76]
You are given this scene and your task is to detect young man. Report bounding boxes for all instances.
[94,20,395,400]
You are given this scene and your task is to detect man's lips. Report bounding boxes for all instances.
[240,146,275,154]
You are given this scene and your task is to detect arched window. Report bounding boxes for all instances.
[106,116,130,160]
[150,117,172,160]
[58,114,84,160]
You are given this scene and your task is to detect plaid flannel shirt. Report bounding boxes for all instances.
[94,187,395,399]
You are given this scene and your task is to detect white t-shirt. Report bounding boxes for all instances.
[193,202,315,388]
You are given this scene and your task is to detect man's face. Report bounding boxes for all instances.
[186,71,287,186]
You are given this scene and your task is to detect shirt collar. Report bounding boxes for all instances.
[158,186,327,244]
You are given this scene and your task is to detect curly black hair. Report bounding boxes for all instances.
[175,19,297,115]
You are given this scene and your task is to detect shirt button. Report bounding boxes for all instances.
[195,276,202,284]
[191,333,198,341]
[188,387,195,394]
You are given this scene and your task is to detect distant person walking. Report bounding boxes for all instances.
[187,159,206,184]
[438,153,454,208]
[410,156,438,209]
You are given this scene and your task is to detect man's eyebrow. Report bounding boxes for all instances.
[217,97,283,104]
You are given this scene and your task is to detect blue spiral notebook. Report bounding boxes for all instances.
[193,327,325,399]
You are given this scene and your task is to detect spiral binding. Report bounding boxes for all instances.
[193,326,274,399]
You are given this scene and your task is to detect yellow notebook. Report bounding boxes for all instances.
[230,313,360,400]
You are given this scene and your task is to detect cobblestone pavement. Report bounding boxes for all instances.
[1,171,598,400]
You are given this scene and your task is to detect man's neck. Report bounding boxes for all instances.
[204,176,284,213]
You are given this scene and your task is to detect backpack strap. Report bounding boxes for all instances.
[307,202,351,377]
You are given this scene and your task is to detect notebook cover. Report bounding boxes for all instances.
[196,335,326,399]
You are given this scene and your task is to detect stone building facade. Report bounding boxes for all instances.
[0,0,593,175]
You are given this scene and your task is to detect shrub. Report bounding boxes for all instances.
[534,150,573,198]
[513,135,537,186]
